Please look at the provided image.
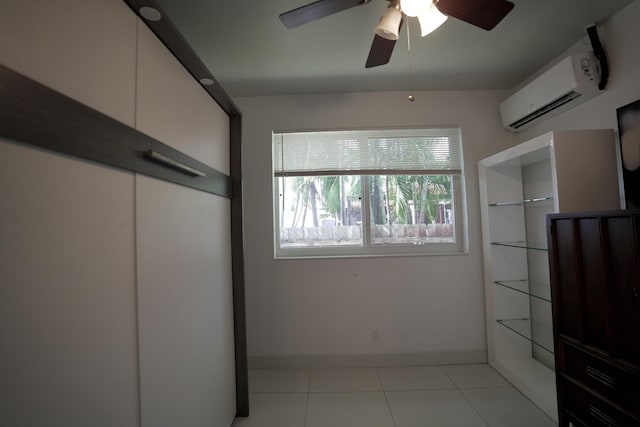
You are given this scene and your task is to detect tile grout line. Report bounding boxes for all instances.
[441,366,492,427]
[458,390,492,427]
[247,365,551,427]
[377,368,398,427]
[303,369,311,427]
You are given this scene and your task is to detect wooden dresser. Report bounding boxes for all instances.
[548,211,640,426]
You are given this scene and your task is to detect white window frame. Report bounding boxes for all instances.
[272,128,468,259]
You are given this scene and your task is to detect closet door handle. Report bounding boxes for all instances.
[143,150,206,177]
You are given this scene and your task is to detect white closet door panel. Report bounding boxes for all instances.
[0,140,139,427]
[135,22,230,173]
[136,175,236,427]
[0,0,137,126]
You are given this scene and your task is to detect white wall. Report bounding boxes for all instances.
[514,0,640,209]
[518,0,640,141]
[235,91,516,363]
[233,0,640,365]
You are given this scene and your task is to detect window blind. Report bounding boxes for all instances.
[273,128,463,176]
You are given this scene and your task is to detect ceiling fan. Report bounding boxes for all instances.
[279,0,515,68]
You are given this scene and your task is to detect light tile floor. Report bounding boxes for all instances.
[232,364,557,427]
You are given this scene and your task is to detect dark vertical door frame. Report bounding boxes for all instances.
[229,115,248,416]
[121,0,249,417]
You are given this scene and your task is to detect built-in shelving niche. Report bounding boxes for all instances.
[478,130,621,422]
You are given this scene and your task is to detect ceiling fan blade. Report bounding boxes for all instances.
[365,35,397,68]
[280,0,369,29]
[365,16,405,69]
[434,0,514,31]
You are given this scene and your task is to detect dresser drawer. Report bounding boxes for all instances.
[562,379,640,426]
[561,342,640,416]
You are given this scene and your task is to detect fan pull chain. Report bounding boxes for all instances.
[407,19,415,101]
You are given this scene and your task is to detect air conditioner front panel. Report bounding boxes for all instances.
[500,52,601,132]
[509,91,582,130]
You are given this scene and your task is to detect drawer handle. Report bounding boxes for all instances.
[143,150,206,177]
[589,405,620,427]
[586,365,616,389]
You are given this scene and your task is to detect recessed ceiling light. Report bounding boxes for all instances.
[139,6,161,21]
[200,78,214,86]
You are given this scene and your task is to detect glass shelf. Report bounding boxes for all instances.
[496,318,554,354]
[490,241,548,251]
[494,280,551,303]
[488,196,554,207]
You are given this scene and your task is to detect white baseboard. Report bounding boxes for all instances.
[248,351,487,370]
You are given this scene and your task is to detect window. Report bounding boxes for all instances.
[273,128,466,258]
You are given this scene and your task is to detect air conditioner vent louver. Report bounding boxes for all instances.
[500,52,602,132]
[509,91,582,129]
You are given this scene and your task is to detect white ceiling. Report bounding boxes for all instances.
[155,0,634,97]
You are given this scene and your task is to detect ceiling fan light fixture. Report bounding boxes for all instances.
[417,3,448,37]
[400,0,429,17]
[375,6,403,40]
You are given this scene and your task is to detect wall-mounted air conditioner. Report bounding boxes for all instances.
[500,52,602,132]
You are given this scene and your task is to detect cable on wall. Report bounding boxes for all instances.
[586,23,609,90]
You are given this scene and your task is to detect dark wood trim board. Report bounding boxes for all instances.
[122,0,242,118]
[0,64,231,197]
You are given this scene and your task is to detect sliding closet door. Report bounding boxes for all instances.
[134,18,236,427]
[0,141,139,427]
[0,0,137,126]
[0,1,140,425]
[136,175,236,427]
